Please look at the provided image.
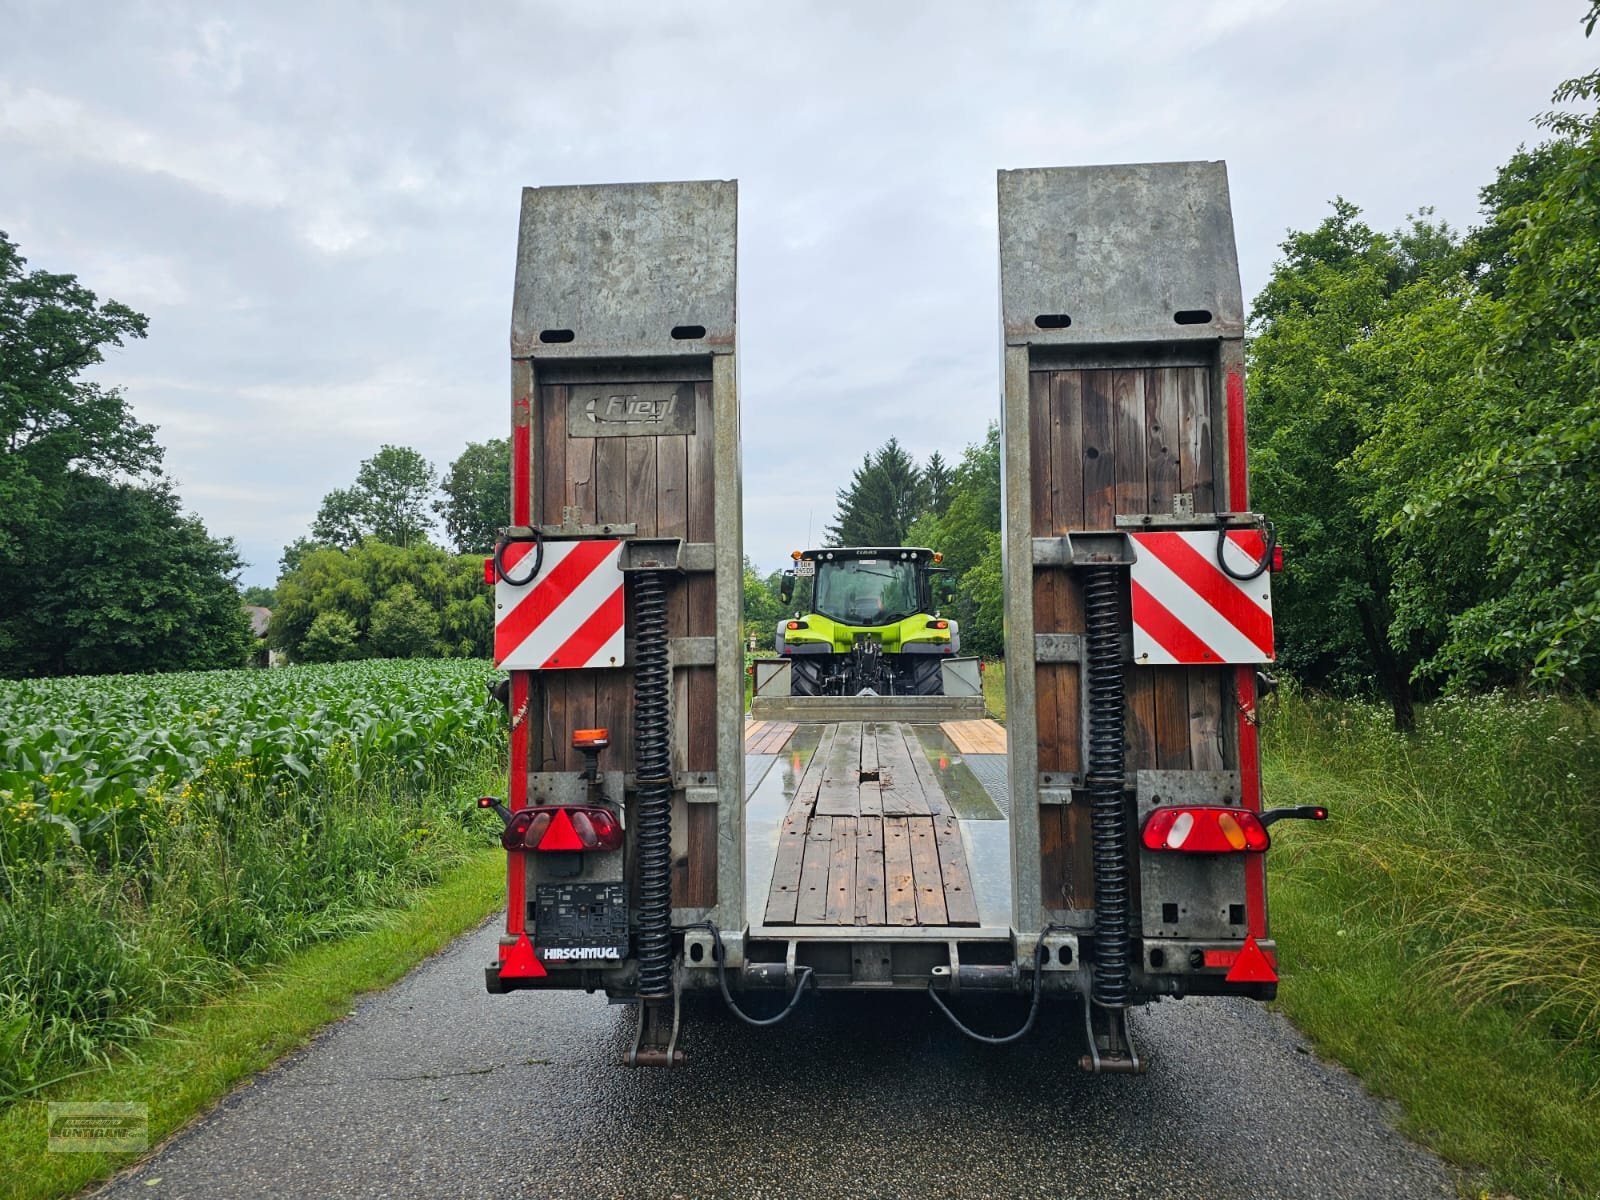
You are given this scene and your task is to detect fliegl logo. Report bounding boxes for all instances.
[583,390,678,425]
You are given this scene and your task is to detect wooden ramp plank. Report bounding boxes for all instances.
[816,722,864,816]
[883,817,918,925]
[933,815,981,925]
[796,816,834,924]
[942,719,1008,755]
[744,720,770,748]
[907,816,949,925]
[876,724,931,815]
[854,818,886,925]
[903,726,951,816]
[825,816,858,924]
[752,721,798,754]
[763,812,808,924]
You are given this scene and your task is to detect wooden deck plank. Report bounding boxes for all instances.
[854,818,886,925]
[815,721,864,816]
[824,816,858,925]
[933,816,981,926]
[796,816,834,924]
[763,812,808,924]
[903,726,950,816]
[883,817,918,925]
[876,724,930,815]
[906,816,949,925]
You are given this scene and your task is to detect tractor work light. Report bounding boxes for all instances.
[1141,806,1270,853]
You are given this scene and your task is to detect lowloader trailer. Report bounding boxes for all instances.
[479,166,1324,1071]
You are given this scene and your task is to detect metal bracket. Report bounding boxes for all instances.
[1114,509,1261,530]
[1034,633,1084,664]
[527,771,626,807]
[1135,769,1242,814]
[505,519,639,540]
[1032,532,1135,567]
[669,636,718,667]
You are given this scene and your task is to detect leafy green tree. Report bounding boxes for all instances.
[271,541,490,662]
[369,583,441,658]
[904,424,1003,657]
[0,232,251,676]
[1388,62,1600,687]
[299,610,362,663]
[923,451,953,516]
[242,585,277,608]
[826,437,926,546]
[1247,201,1462,729]
[6,475,253,676]
[437,438,510,553]
[742,555,786,645]
[310,445,439,550]
[310,486,367,549]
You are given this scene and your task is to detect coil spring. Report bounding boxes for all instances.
[631,570,674,1000]
[1083,566,1132,1008]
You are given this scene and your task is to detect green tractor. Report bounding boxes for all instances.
[776,547,960,696]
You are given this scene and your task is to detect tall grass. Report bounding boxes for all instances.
[0,660,505,1104]
[1265,684,1600,1063]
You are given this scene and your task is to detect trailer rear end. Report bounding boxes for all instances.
[481,164,1320,1071]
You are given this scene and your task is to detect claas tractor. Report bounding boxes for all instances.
[775,547,960,696]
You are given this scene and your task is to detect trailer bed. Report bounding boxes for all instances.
[744,719,1010,932]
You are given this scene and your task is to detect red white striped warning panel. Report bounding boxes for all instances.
[1129,531,1274,666]
[495,539,626,670]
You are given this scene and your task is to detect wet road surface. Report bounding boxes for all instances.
[97,919,1455,1200]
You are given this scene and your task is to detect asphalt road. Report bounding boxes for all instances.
[97,919,1455,1200]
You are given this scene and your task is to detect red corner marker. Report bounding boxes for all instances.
[499,932,547,979]
[537,808,585,852]
[1225,935,1278,984]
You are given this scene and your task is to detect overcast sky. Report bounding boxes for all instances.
[2,0,1594,587]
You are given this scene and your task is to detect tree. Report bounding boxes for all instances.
[1387,61,1600,688]
[270,541,490,662]
[1248,201,1461,728]
[923,451,953,516]
[299,610,361,663]
[904,425,1004,657]
[0,232,251,676]
[0,232,157,568]
[4,474,253,676]
[825,438,926,546]
[742,555,786,645]
[437,438,510,554]
[369,583,441,658]
[242,585,277,609]
[310,445,439,550]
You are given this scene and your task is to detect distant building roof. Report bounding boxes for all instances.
[244,605,272,637]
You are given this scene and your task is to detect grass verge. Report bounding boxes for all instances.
[0,848,505,1200]
[983,659,1006,722]
[1265,688,1600,1200]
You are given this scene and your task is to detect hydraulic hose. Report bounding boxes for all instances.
[927,925,1063,1045]
[1083,566,1132,1008]
[1216,516,1276,582]
[495,530,543,587]
[677,921,815,1027]
[632,570,674,1000]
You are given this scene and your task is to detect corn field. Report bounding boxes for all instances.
[0,660,506,1103]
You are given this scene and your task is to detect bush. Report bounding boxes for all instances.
[299,611,361,663]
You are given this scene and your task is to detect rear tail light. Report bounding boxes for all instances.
[483,557,495,586]
[786,620,808,630]
[498,805,623,853]
[1141,806,1269,852]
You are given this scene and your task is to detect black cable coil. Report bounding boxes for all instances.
[1083,566,1132,1008]
[631,570,674,1000]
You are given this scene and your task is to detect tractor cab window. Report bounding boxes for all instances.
[813,559,920,626]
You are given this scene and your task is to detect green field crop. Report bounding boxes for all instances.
[0,659,506,1104]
